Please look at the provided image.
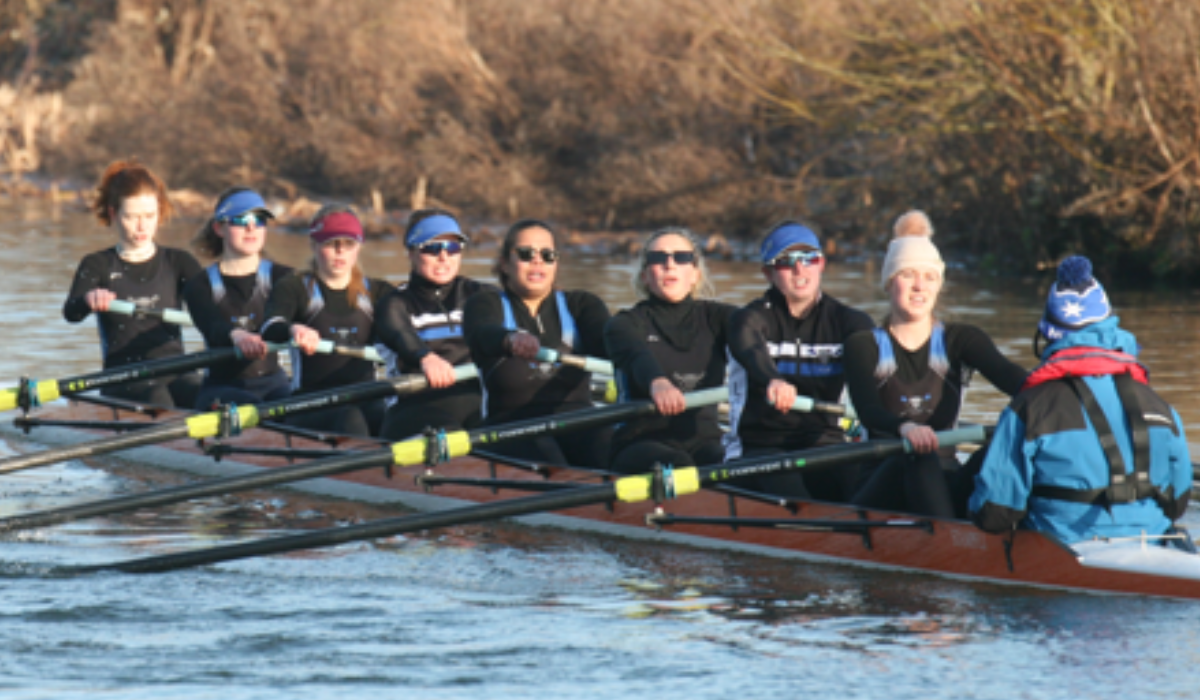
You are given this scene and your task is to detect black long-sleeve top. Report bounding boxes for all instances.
[62,246,202,367]
[726,289,874,452]
[183,262,294,383]
[375,275,497,374]
[605,296,734,450]
[844,323,1028,438]
[463,287,610,422]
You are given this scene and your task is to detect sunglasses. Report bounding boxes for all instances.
[416,241,464,257]
[770,250,823,269]
[222,213,269,228]
[645,250,697,267]
[514,246,559,264]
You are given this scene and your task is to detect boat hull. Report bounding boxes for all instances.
[3,400,1199,600]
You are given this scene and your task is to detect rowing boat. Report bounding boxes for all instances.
[3,397,1199,600]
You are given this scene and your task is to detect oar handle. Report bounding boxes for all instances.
[107,300,195,327]
[790,395,858,420]
[684,387,728,409]
[534,348,614,375]
[909,425,987,452]
[313,340,384,363]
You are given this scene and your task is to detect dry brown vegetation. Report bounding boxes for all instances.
[3,0,1200,281]
[712,0,1200,280]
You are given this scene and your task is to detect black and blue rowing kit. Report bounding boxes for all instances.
[374,274,496,440]
[604,296,733,475]
[723,289,874,499]
[843,322,1028,518]
[462,287,612,469]
[261,272,395,436]
[62,246,203,407]
[183,260,294,409]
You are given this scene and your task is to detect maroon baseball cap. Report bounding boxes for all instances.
[309,212,364,244]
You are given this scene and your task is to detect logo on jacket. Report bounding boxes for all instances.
[899,393,934,420]
[329,326,359,343]
[231,313,257,329]
[672,371,706,392]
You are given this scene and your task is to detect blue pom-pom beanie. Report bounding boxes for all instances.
[1037,255,1111,341]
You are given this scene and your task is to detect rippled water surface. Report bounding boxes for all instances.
[2,200,1200,699]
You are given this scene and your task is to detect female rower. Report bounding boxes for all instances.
[63,160,203,407]
[183,188,293,409]
[604,228,732,474]
[376,209,496,439]
[462,219,611,468]
[725,222,874,499]
[843,211,1026,518]
[260,206,394,436]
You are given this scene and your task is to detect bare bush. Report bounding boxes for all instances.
[711,0,1200,280]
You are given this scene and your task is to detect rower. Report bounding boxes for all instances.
[462,219,612,469]
[183,188,294,410]
[724,221,874,499]
[62,160,204,408]
[604,228,733,474]
[260,206,395,436]
[970,256,1192,545]
[843,211,1027,518]
[376,209,496,440]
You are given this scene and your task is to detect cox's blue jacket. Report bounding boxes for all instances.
[969,318,1191,544]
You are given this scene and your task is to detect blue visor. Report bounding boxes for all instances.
[760,223,820,263]
[215,190,273,220]
[407,214,468,247]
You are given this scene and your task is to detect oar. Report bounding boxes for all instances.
[0,348,247,413]
[0,365,480,476]
[3,388,727,535]
[0,339,394,415]
[789,395,857,420]
[72,425,982,574]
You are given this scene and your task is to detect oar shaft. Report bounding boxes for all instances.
[83,483,615,574]
[0,348,245,412]
[107,300,195,327]
[0,422,189,475]
[534,348,614,375]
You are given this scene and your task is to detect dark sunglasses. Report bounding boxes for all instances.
[770,250,823,269]
[645,250,697,267]
[416,241,464,257]
[514,246,559,264]
[222,213,269,228]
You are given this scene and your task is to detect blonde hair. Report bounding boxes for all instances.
[634,227,715,300]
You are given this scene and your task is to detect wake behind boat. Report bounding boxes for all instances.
[3,398,1199,600]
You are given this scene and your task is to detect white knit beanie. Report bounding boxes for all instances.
[880,210,944,288]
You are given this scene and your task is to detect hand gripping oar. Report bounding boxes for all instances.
[0,365,480,476]
[73,424,980,575]
[7,388,727,536]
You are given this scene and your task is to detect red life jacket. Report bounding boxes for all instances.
[1022,346,1148,392]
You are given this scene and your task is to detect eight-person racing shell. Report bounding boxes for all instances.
[970,318,1192,544]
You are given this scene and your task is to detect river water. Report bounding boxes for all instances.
[1,199,1200,699]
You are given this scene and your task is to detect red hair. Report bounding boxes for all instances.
[92,160,174,226]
